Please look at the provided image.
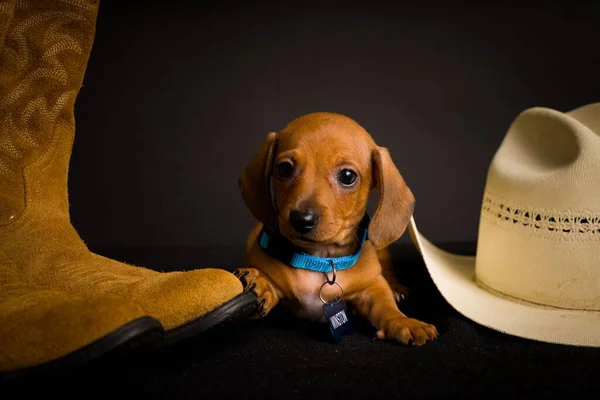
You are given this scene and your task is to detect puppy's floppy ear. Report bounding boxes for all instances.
[238,132,278,228]
[369,146,415,249]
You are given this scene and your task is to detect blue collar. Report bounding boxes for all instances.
[258,214,371,273]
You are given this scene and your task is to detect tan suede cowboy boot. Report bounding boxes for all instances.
[0,0,255,376]
[0,250,163,377]
[0,0,163,377]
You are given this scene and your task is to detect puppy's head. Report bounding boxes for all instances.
[239,112,414,255]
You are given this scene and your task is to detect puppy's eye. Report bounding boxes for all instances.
[338,169,358,187]
[276,161,294,180]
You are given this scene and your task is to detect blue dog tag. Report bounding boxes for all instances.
[323,299,353,343]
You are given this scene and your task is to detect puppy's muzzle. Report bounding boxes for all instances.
[290,209,320,234]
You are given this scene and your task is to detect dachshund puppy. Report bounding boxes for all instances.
[235,112,437,345]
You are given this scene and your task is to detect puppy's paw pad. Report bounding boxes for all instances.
[233,268,276,318]
[380,317,438,346]
[233,268,258,290]
[252,291,275,319]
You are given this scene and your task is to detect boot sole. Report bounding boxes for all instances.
[160,291,258,346]
[0,316,164,382]
[0,292,257,380]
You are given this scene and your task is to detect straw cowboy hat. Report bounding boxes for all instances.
[408,102,600,347]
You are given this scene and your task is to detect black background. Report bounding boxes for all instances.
[69,0,600,253]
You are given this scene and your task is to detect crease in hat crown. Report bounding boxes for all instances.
[474,102,600,312]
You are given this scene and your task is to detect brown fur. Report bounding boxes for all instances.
[236,112,437,345]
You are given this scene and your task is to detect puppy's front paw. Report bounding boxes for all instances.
[233,267,277,319]
[377,317,438,346]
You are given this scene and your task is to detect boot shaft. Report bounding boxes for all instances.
[0,0,100,226]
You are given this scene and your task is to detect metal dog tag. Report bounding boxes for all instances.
[323,298,353,343]
[320,260,353,342]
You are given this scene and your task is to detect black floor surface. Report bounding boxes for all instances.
[2,243,600,399]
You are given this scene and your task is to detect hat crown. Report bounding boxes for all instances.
[487,104,600,211]
[475,103,600,311]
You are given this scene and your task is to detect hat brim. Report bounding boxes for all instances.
[408,216,600,347]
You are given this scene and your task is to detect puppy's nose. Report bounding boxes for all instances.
[290,209,320,234]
